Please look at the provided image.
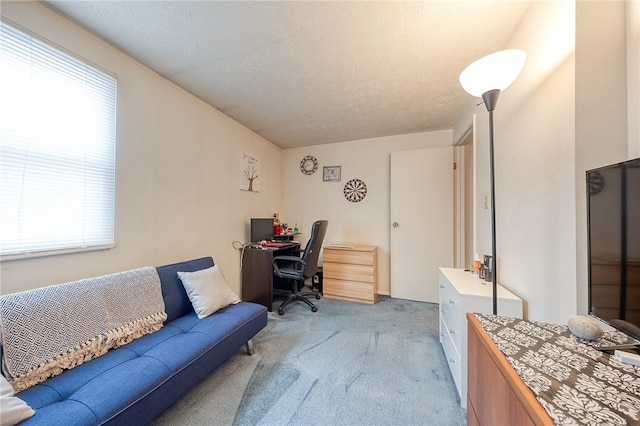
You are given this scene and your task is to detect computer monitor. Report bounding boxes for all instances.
[250,218,274,243]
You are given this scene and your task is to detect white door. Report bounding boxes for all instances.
[390,147,453,302]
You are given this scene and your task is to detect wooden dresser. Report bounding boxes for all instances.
[467,313,554,426]
[323,245,377,304]
[467,313,640,425]
[438,267,522,409]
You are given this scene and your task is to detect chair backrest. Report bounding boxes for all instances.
[300,220,328,279]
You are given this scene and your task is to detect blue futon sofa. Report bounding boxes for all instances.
[4,257,267,425]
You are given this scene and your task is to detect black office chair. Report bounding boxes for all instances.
[272,220,328,315]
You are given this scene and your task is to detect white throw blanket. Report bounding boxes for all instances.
[0,266,167,392]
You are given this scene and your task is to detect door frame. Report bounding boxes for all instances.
[453,119,475,270]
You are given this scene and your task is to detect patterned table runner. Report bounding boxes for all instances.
[475,314,640,426]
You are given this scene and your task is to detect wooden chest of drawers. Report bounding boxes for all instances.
[323,245,377,304]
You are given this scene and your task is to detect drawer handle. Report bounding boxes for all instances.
[450,330,457,335]
[449,299,455,304]
[441,309,447,314]
[439,285,444,288]
[449,358,456,363]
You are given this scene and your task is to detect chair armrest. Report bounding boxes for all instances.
[272,255,307,275]
[273,255,303,262]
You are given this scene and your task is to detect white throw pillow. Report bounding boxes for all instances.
[0,374,35,426]
[177,265,240,319]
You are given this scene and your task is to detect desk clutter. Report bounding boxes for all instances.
[271,212,298,237]
[250,215,300,246]
[252,240,298,249]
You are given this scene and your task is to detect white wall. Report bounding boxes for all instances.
[0,1,283,295]
[455,1,577,323]
[456,1,636,324]
[575,1,632,316]
[281,131,452,296]
[499,52,576,323]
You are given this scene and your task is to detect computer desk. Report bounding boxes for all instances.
[241,243,300,311]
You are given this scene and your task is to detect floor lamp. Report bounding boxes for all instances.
[459,49,526,315]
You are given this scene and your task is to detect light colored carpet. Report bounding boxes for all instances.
[152,296,466,426]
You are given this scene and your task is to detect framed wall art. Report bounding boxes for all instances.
[239,152,260,192]
[323,166,341,182]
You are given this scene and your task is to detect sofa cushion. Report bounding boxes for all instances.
[69,357,170,421]
[16,301,267,425]
[117,324,184,357]
[22,349,138,405]
[177,265,240,319]
[23,400,98,426]
[156,257,214,322]
[144,332,214,371]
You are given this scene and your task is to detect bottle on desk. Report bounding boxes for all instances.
[473,253,481,276]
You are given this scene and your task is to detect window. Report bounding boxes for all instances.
[0,20,117,259]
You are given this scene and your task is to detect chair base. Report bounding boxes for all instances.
[278,289,322,315]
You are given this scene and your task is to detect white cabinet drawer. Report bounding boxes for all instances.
[442,313,462,353]
[440,316,462,396]
[439,280,461,345]
[440,296,460,337]
[438,273,452,303]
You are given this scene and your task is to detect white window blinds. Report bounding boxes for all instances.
[0,20,117,258]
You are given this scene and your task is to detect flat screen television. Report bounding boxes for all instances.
[250,218,274,243]
[587,157,640,338]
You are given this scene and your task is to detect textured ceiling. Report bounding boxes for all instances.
[44,1,530,149]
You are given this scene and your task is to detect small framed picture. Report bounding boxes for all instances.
[323,166,341,182]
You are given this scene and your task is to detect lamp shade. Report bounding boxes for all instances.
[459,49,526,97]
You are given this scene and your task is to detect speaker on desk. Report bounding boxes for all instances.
[312,267,323,293]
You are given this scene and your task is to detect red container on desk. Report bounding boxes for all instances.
[273,224,281,236]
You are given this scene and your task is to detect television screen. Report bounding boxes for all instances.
[587,158,640,331]
[251,218,274,243]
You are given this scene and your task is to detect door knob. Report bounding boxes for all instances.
[392,222,399,228]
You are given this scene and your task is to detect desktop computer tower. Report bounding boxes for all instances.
[312,268,323,293]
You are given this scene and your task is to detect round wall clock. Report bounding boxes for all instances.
[300,155,318,175]
[589,171,605,195]
[343,178,367,202]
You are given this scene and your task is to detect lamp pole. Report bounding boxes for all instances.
[482,89,500,315]
[459,49,526,317]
